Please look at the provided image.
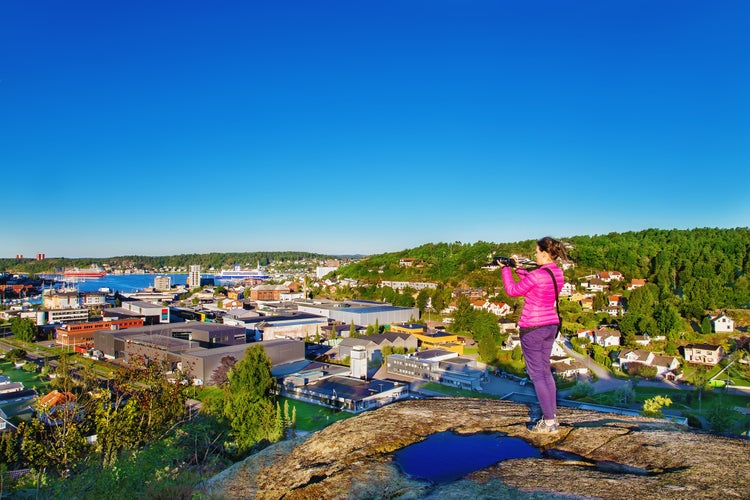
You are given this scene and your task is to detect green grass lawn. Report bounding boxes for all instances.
[681,359,750,387]
[0,360,49,391]
[591,384,750,414]
[192,388,354,433]
[725,362,750,386]
[0,360,48,421]
[278,397,353,432]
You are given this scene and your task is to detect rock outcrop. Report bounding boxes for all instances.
[202,398,750,499]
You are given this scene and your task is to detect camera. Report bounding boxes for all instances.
[488,255,538,268]
[493,256,517,267]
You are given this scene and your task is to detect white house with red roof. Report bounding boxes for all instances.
[471,299,511,317]
[627,278,647,290]
[598,271,624,282]
[617,348,680,377]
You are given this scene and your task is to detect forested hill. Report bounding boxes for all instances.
[335,227,750,310]
[0,251,332,275]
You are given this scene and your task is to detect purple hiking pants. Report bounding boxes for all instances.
[520,324,558,420]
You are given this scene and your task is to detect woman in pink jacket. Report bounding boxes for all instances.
[500,236,567,433]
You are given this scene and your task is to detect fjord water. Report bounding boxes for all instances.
[393,431,540,484]
[72,273,189,293]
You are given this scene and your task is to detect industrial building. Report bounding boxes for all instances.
[277,347,409,413]
[103,299,170,325]
[92,322,247,360]
[296,300,419,326]
[92,322,306,386]
[386,349,486,391]
[334,332,418,363]
[221,311,328,341]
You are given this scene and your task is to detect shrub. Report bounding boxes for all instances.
[642,395,672,418]
[570,381,594,400]
[22,361,38,373]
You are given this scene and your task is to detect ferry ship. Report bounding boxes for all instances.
[214,264,269,283]
[63,266,106,278]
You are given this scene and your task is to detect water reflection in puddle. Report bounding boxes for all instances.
[393,431,540,484]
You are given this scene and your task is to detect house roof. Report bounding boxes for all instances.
[652,355,678,368]
[684,343,722,351]
[370,332,413,343]
[38,390,75,408]
[597,328,621,338]
[619,349,651,362]
[414,349,458,360]
[339,337,376,348]
[710,313,731,321]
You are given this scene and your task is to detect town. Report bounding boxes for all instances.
[0,233,749,496]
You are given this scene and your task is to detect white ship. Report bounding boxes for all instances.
[214,264,269,283]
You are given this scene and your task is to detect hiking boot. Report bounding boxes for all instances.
[529,419,559,433]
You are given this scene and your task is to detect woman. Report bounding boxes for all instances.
[500,236,567,433]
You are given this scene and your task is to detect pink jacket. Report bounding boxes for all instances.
[501,263,563,328]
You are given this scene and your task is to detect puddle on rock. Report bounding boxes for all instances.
[393,431,540,484]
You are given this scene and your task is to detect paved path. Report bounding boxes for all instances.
[557,340,629,397]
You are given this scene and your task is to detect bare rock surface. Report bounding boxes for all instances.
[201,398,750,499]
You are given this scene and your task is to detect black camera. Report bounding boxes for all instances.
[489,255,538,268]
[493,256,516,267]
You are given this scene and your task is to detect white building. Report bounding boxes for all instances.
[316,266,339,279]
[154,275,171,291]
[710,313,734,333]
[187,265,201,289]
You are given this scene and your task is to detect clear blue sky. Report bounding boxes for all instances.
[1,1,748,258]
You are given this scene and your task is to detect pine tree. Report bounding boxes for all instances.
[283,400,290,429]
[273,402,284,441]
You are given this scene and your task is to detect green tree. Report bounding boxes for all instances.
[692,367,710,411]
[655,303,681,338]
[511,345,523,361]
[20,356,89,478]
[224,344,279,453]
[592,293,606,312]
[642,395,672,418]
[273,401,284,441]
[10,317,36,343]
[451,296,474,334]
[431,287,448,314]
[416,289,430,311]
[701,316,712,334]
[4,348,26,363]
[614,383,636,405]
[0,431,18,466]
[706,397,735,433]
[570,381,594,400]
[19,417,86,475]
[381,345,393,363]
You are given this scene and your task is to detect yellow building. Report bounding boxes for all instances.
[390,323,427,335]
[412,330,463,355]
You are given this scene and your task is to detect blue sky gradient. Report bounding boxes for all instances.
[1,1,748,257]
